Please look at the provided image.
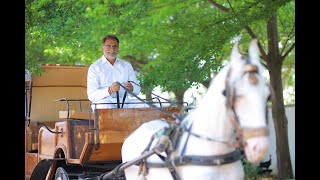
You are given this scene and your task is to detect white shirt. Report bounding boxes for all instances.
[87,55,145,109]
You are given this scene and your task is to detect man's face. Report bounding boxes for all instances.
[102,38,119,60]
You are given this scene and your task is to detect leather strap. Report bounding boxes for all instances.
[116,91,120,108]
[121,91,127,108]
[146,149,243,168]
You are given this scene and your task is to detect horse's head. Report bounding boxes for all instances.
[225,39,271,163]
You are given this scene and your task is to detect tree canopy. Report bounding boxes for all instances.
[26,0,294,99]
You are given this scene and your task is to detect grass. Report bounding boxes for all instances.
[243,158,279,180]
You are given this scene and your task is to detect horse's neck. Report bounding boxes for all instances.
[183,66,235,154]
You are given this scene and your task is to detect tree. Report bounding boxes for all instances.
[207,1,295,178]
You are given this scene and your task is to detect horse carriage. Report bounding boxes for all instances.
[25,39,271,180]
[25,76,185,180]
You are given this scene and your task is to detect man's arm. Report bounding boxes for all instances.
[87,65,111,102]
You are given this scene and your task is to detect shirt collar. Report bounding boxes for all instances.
[101,55,118,65]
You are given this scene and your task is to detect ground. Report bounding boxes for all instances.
[245,174,279,180]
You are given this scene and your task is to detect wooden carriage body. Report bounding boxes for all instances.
[25,65,184,180]
[26,106,181,180]
[40,107,180,163]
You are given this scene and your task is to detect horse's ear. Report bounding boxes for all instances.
[231,41,241,62]
[248,38,260,63]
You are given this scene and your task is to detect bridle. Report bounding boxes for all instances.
[223,60,270,149]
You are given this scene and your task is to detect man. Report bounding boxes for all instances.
[87,34,148,109]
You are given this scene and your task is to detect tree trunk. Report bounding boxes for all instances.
[145,92,152,100]
[266,15,294,179]
[174,89,186,106]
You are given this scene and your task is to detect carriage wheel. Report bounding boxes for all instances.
[54,167,69,180]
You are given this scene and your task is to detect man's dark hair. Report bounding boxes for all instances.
[102,34,119,44]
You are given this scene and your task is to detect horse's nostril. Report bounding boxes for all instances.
[253,145,257,151]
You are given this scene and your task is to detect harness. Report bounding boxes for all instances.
[142,123,244,180]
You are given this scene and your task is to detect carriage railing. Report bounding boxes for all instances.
[50,96,188,151]
[90,98,188,109]
[55,98,92,120]
[56,97,188,119]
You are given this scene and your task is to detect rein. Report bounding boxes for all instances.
[118,82,185,121]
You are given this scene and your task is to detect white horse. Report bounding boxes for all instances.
[121,39,271,180]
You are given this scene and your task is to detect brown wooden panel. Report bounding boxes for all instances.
[78,132,93,164]
[88,131,131,161]
[25,128,32,152]
[55,121,69,155]
[38,127,56,157]
[32,65,88,87]
[88,143,123,161]
[98,131,131,144]
[97,107,181,132]
[26,121,56,151]
[25,153,38,180]
[69,120,91,159]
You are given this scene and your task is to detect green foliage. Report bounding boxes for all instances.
[242,158,262,180]
[26,0,294,102]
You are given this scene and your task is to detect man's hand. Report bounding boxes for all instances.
[125,81,133,92]
[109,82,120,94]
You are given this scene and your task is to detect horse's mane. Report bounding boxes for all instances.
[185,63,232,140]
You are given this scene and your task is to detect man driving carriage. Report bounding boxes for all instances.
[87,34,149,109]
